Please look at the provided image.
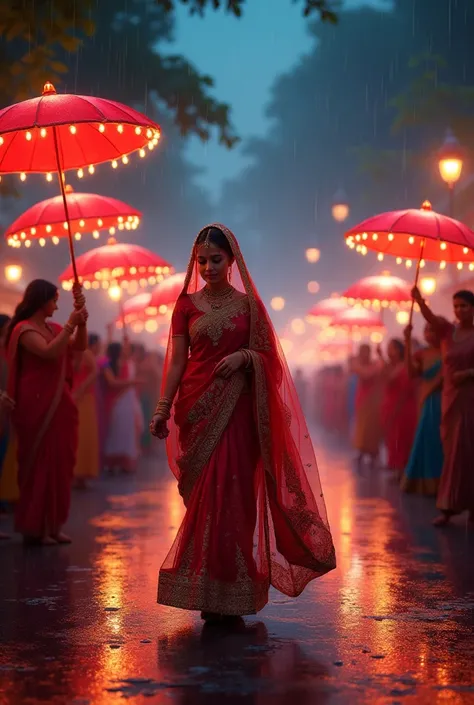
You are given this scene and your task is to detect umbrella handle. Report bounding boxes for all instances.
[52,126,79,287]
[409,239,425,326]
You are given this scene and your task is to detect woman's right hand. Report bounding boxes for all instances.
[403,324,413,340]
[68,307,87,328]
[411,286,423,305]
[149,412,169,440]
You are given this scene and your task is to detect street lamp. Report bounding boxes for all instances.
[438,128,463,217]
[305,247,320,263]
[4,263,23,283]
[419,276,437,297]
[331,188,350,223]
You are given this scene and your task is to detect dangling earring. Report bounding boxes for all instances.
[228,265,232,283]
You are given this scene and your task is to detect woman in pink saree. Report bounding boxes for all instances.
[6,280,88,545]
[150,225,336,624]
[413,286,474,526]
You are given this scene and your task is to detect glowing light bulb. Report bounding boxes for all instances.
[135,126,142,135]
[99,124,105,133]
[46,172,52,182]
[419,277,437,297]
[307,281,320,294]
[117,124,124,134]
[4,264,22,282]
[77,168,84,178]
[139,148,146,158]
[112,160,118,169]
[52,236,60,245]
[25,131,32,141]
[40,128,47,138]
[20,172,26,181]
[122,155,129,165]
[270,296,285,312]
[69,125,77,134]
[88,165,95,174]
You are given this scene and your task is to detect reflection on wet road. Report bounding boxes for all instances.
[1,434,474,704]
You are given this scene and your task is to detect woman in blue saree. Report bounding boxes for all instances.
[401,323,443,496]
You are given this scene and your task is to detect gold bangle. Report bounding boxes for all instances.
[64,323,75,335]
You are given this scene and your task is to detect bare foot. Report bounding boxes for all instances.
[51,533,72,544]
[433,514,451,527]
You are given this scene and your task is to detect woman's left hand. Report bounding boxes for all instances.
[215,352,244,379]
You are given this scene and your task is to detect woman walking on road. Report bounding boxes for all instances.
[412,286,474,526]
[150,224,335,624]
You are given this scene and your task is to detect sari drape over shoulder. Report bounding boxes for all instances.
[438,321,474,514]
[7,321,78,536]
[158,224,335,616]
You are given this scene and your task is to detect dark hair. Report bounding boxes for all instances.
[88,333,100,348]
[6,279,58,346]
[0,314,11,334]
[195,227,234,260]
[107,342,122,378]
[453,289,474,306]
[389,337,405,360]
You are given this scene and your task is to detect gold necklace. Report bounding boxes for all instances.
[202,285,235,310]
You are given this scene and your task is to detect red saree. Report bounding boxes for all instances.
[438,321,474,513]
[7,321,78,536]
[381,364,418,471]
[158,224,336,616]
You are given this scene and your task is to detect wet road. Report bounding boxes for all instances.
[1,433,474,705]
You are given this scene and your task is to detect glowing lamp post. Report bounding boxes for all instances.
[438,129,463,217]
[305,248,320,263]
[419,277,437,298]
[331,189,350,223]
[4,263,22,283]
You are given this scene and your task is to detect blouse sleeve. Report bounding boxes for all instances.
[171,296,189,338]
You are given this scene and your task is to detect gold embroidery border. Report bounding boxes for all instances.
[188,296,250,347]
[178,372,245,503]
[158,570,269,615]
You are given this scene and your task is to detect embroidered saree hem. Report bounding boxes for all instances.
[158,570,269,615]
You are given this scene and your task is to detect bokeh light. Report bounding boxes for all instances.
[108,285,122,302]
[419,277,437,297]
[396,310,410,325]
[307,280,320,294]
[290,318,306,335]
[271,296,286,311]
[305,248,321,263]
[4,264,22,283]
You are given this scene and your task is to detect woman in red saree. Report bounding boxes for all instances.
[150,224,336,624]
[413,287,474,526]
[6,279,88,545]
[379,339,418,473]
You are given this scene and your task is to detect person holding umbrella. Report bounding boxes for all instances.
[412,286,474,527]
[6,281,88,545]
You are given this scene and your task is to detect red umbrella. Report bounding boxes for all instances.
[0,82,161,280]
[330,308,385,334]
[59,237,172,291]
[146,272,186,315]
[5,185,141,248]
[307,296,349,324]
[342,272,412,311]
[345,200,474,268]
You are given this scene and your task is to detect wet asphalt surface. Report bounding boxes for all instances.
[1,432,474,705]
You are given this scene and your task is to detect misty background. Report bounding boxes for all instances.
[1,0,473,342]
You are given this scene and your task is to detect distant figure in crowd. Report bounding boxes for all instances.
[413,286,474,527]
[6,280,88,546]
[350,344,383,465]
[0,314,12,539]
[401,323,443,496]
[135,344,162,454]
[379,338,418,474]
[103,341,140,473]
[88,333,108,465]
[73,345,99,489]
[293,368,306,413]
[150,224,335,624]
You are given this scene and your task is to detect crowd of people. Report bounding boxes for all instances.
[314,287,474,528]
[0,279,164,543]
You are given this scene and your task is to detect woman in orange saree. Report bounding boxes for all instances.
[6,280,88,545]
[150,225,336,623]
[350,344,383,465]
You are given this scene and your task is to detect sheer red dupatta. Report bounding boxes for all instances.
[162,224,336,597]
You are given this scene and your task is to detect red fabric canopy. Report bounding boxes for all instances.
[307,297,349,323]
[59,238,172,290]
[330,308,385,332]
[0,82,161,174]
[345,201,474,266]
[5,187,141,247]
[343,273,412,310]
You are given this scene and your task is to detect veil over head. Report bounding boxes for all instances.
[162,223,336,598]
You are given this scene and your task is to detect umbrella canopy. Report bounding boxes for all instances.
[146,272,186,314]
[59,237,172,291]
[307,296,349,324]
[5,185,141,248]
[342,272,412,311]
[345,200,474,269]
[0,82,161,176]
[330,308,385,333]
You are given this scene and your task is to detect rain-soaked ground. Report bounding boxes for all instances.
[1,431,474,705]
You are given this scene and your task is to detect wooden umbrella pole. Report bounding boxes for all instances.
[409,239,426,326]
[52,126,79,285]
[119,299,126,341]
